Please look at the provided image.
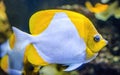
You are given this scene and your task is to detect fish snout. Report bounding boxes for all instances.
[105,40,108,45]
[103,39,108,46]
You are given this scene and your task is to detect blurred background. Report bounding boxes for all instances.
[0,0,120,75]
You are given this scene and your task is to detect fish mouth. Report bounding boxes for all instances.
[86,40,108,59]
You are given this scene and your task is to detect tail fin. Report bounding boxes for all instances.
[12,27,32,50]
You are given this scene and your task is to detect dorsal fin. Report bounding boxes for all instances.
[29,10,85,35]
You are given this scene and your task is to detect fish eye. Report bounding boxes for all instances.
[94,35,100,42]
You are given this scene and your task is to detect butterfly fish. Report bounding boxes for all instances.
[0,10,107,74]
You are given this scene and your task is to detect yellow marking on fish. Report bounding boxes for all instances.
[9,34,15,49]
[29,10,54,35]
[24,44,48,66]
[86,47,95,59]
[0,55,8,73]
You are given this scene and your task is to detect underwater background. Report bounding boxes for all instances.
[0,0,120,75]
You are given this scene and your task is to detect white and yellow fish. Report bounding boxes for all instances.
[0,10,107,75]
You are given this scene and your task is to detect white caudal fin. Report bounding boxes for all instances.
[12,27,32,50]
[64,63,83,71]
[8,27,33,71]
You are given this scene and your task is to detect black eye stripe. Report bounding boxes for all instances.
[94,35,100,42]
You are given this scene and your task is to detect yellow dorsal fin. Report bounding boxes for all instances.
[29,9,90,43]
[29,10,85,35]
[29,10,54,35]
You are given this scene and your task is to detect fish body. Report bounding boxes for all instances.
[0,10,107,74]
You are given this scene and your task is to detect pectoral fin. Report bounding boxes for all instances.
[64,63,82,71]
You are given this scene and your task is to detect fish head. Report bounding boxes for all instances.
[85,20,108,59]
